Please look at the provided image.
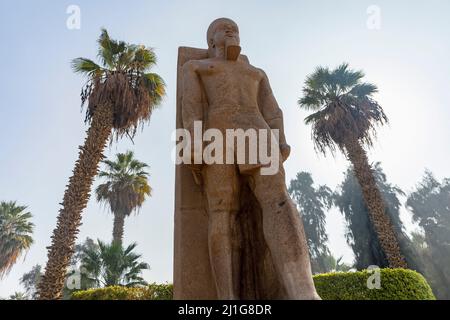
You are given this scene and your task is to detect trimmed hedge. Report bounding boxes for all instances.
[313,268,435,300]
[71,269,434,300]
[71,283,173,300]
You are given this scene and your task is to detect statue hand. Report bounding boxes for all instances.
[280,143,291,162]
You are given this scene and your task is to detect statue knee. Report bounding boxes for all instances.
[264,193,292,213]
[253,174,290,207]
[207,203,238,236]
[208,200,239,215]
[206,183,240,214]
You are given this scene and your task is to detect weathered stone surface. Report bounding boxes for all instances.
[174,18,319,300]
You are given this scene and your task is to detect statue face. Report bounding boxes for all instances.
[211,20,240,50]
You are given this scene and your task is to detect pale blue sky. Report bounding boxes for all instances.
[1,0,449,296]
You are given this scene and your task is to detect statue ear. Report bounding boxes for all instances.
[208,39,215,58]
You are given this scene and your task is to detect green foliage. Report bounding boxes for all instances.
[20,240,96,300]
[8,292,28,300]
[80,240,149,288]
[96,151,151,220]
[288,172,334,273]
[0,201,34,277]
[321,255,353,273]
[61,238,100,299]
[71,270,433,300]
[313,269,435,300]
[298,63,387,154]
[20,264,42,299]
[406,171,450,299]
[71,283,173,300]
[96,151,151,244]
[71,237,97,266]
[72,29,166,140]
[333,163,419,270]
[72,29,158,76]
[146,283,173,300]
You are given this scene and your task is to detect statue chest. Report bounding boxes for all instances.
[199,62,262,95]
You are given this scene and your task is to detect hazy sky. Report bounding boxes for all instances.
[1,0,449,297]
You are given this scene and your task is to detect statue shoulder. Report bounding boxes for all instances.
[237,59,265,80]
[255,67,268,80]
[182,59,215,74]
[182,60,201,73]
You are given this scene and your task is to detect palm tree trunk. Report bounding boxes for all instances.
[112,213,125,245]
[344,139,407,269]
[37,103,113,300]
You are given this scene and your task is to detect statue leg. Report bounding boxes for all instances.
[203,164,241,299]
[249,167,320,300]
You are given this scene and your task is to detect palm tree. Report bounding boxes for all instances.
[9,292,28,300]
[38,29,165,300]
[0,201,34,277]
[96,151,151,245]
[20,264,43,299]
[298,63,406,268]
[81,240,149,288]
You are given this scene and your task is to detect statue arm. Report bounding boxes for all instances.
[258,70,290,160]
[181,61,204,180]
[181,61,203,135]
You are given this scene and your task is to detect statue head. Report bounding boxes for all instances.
[207,18,241,60]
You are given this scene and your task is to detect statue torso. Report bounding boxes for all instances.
[193,57,264,114]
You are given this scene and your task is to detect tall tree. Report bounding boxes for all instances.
[408,230,445,299]
[96,151,151,245]
[334,163,417,270]
[0,201,34,277]
[288,172,333,273]
[20,239,98,300]
[20,264,43,299]
[38,29,165,299]
[71,237,97,266]
[298,63,406,268]
[81,240,149,287]
[406,171,450,299]
[62,238,100,299]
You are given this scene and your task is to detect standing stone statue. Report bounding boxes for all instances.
[174,18,320,300]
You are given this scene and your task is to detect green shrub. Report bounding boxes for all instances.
[313,268,435,300]
[71,283,173,300]
[147,283,173,300]
[72,269,434,300]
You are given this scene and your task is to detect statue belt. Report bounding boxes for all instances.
[207,105,261,116]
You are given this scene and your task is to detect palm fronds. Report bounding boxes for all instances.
[0,201,34,278]
[299,63,388,155]
[96,151,151,217]
[72,28,166,140]
[81,240,149,287]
